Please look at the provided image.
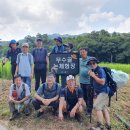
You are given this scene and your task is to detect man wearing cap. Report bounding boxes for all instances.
[32,38,48,91]
[79,47,93,115]
[3,39,21,82]
[9,75,31,121]
[15,43,33,91]
[32,73,61,117]
[59,75,83,121]
[88,57,111,130]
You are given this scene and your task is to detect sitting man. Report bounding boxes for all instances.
[58,75,83,121]
[9,75,31,121]
[32,73,61,117]
[88,57,111,130]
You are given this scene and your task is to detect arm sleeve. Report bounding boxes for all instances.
[56,84,61,96]
[25,85,31,97]
[98,68,106,80]
[60,89,65,98]
[78,87,83,98]
[30,54,34,65]
[37,85,44,96]
[16,54,20,64]
[6,50,10,58]
[9,85,13,96]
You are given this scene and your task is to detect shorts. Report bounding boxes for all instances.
[93,93,109,111]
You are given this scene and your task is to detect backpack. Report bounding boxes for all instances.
[17,53,32,65]
[13,83,26,100]
[102,67,117,106]
[42,83,59,96]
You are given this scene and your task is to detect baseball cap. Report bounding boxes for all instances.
[22,43,29,47]
[87,57,99,65]
[66,75,74,81]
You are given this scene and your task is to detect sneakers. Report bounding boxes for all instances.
[9,110,19,121]
[105,124,112,130]
[24,107,30,116]
[75,113,81,122]
[90,122,104,130]
[37,111,44,118]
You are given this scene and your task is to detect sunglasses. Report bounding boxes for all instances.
[89,62,96,65]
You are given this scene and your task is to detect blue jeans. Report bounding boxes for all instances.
[22,77,31,91]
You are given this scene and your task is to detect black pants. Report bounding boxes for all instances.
[11,64,16,83]
[55,75,66,87]
[32,99,59,110]
[34,68,47,91]
[80,83,94,113]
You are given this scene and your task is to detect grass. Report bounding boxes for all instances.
[0,78,130,130]
[0,62,130,80]
[100,63,130,74]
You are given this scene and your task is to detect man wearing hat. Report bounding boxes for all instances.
[32,37,48,91]
[51,37,65,53]
[58,75,83,121]
[15,43,34,91]
[51,36,66,85]
[3,39,21,82]
[87,57,111,130]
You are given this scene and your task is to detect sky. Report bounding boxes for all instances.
[0,0,130,40]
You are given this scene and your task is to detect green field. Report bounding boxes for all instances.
[0,62,130,79]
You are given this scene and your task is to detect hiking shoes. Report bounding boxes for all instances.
[90,122,104,130]
[9,110,19,121]
[24,107,31,116]
[75,113,81,122]
[105,124,112,130]
[37,111,44,118]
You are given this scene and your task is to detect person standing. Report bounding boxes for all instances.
[15,43,33,91]
[32,38,48,91]
[79,48,93,115]
[88,57,111,130]
[51,37,66,86]
[3,40,21,82]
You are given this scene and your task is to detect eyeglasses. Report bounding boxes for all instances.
[89,62,96,65]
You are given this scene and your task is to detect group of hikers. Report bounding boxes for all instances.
[2,37,112,130]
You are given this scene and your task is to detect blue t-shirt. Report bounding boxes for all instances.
[60,87,83,107]
[92,66,110,95]
[6,48,21,64]
[37,83,61,99]
[32,48,47,70]
[79,56,91,84]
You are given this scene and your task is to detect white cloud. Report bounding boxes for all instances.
[0,0,129,40]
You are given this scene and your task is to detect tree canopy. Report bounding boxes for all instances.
[0,30,130,63]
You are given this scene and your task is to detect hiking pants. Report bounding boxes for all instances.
[80,83,94,113]
[22,77,31,91]
[9,100,30,113]
[34,68,47,91]
[11,64,17,83]
[32,99,59,110]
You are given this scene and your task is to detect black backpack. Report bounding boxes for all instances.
[102,67,117,106]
